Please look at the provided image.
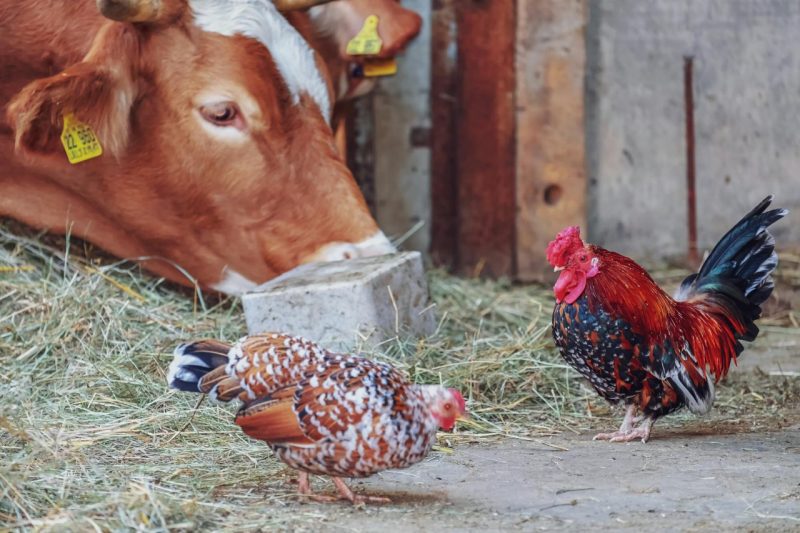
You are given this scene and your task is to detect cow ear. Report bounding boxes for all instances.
[311,0,422,58]
[6,24,137,161]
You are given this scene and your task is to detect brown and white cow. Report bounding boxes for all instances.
[0,0,420,294]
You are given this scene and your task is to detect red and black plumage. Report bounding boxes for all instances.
[548,196,787,442]
[167,333,466,503]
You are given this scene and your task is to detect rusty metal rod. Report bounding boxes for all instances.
[684,56,699,266]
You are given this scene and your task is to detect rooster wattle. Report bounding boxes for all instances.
[167,333,466,503]
[547,196,787,442]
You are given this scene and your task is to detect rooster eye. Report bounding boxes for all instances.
[580,254,588,262]
[444,403,452,411]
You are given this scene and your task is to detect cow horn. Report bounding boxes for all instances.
[96,0,162,22]
[273,0,336,11]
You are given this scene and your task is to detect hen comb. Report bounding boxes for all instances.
[546,226,585,267]
[448,388,467,414]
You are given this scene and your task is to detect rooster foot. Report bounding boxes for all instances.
[615,425,651,443]
[593,430,635,441]
[594,415,653,443]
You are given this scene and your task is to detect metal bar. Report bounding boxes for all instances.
[684,56,699,266]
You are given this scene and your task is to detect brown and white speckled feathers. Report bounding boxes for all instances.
[200,334,331,403]
[168,333,447,479]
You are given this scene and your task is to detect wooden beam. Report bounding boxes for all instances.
[454,0,517,277]
[430,0,459,269]
[515,0,587,281]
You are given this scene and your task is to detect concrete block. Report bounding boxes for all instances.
[241,252,436,351]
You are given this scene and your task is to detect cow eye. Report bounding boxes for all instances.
[199,102,240,127]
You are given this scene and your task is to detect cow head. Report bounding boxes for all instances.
[307,0,423,101]
[7,0,396,294]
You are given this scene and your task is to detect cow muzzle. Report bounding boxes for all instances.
[304,231,396,263]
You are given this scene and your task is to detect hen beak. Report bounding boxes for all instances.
[553,266,564,272]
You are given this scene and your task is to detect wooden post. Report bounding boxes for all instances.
[430,0,459,269]
[453,0,517,277]
[514,0,587,281]
[429,0,587,278]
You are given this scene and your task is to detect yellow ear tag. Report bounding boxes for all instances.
[363,58,398,77]
[346,15,382,56]
[60,113,103,164]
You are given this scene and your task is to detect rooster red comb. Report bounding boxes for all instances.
[546,226,585,268]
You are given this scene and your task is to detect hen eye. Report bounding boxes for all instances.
[580,254,588,262]
[444,403,452,411]
[199,102,241,127]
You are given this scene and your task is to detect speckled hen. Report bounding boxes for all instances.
[547,196,787,442]
[167,333,466,503]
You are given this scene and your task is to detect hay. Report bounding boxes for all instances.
[1,222,797,530]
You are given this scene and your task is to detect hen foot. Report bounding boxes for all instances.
[332,477,391,505]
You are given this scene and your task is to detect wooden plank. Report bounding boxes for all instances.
[454,0,517,277]
[515,0,587,281]
[429,0,459,269]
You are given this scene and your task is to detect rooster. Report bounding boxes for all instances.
[546,196,787,442]
[167,333,466,503]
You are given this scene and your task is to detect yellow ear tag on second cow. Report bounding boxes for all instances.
[346,15,382,56]
[363,58,398,77]
[61,113,103,164]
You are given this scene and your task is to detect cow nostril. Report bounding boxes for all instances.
[341,245,360,260]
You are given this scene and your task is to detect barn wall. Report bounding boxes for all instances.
[587,0,800,261]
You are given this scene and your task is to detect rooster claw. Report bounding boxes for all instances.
[593,422,652,443]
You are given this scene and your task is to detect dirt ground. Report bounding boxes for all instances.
[271,331,800,532]
[321,424,799,532]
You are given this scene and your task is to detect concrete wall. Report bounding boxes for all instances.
[373,0,432,253]
[586,0,800,260]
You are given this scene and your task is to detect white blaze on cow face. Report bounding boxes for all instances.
[211,268,260,295]
[189,0,331,123]
[305,230,396,263]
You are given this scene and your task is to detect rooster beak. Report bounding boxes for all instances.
[553,266,564,272]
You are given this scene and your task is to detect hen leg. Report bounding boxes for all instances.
[593,404,639,441]
[296,472,337,503]
[332,477,391,505]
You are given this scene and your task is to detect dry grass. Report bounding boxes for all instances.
[1,222,798,531]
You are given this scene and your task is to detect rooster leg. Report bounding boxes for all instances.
[593,404,639,441]
[332,477,391,505]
